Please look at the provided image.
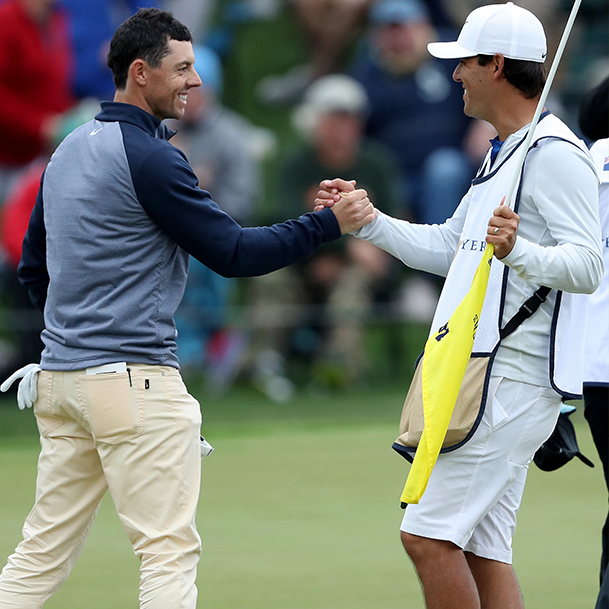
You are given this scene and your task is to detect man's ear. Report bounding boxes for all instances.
[492,54,506,80]
[130,59,147,86]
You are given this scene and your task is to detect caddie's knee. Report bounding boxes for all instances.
[401,531,456,566]
[401,531,426,561]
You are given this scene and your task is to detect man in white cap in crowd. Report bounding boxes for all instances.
[317,3,602,607]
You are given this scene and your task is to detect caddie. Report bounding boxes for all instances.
[0,8,376,609]
[316,3,603,607]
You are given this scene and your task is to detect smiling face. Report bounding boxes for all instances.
[142,39,202,121]
[452,55,496,121]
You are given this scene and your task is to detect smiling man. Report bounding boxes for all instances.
[317,3,603,608]
[0,8,376,609]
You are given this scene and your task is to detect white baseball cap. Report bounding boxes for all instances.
[292,74,369,138]
[427,2,547,63]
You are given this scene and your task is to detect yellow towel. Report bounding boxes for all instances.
[400,244,494,505]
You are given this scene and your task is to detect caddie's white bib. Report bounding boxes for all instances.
[583,139,609,386]
[429,113,591,398]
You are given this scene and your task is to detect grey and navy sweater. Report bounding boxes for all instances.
[18,101,341,370]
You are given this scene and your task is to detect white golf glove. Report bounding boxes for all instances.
[0,363,42,410]
[200,436,214,459]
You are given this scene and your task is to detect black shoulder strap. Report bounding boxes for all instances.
[500,286,552,340]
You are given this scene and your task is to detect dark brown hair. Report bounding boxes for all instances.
[107,8,192,90]
[477,54,547,99]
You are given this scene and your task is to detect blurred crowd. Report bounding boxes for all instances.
[0,0,606,397]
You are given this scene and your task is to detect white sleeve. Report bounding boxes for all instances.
[501,140,604,294]
[352,195,469,277]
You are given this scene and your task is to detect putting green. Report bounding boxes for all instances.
[0,405,603,608]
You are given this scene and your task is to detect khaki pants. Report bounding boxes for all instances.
[0,365,202,609]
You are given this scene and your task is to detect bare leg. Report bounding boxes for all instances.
[401,532,481,609]
[465,552,524,609]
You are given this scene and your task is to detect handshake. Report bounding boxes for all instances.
[317,178,377,234]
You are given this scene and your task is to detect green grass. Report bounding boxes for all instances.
[0,390,604,608]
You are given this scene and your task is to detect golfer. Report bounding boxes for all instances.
[317,3,602,607]
[0,8,376,609]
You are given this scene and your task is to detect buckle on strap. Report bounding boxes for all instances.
[531,290,548,305]
[522,302,534,315]
[522,288,550,316]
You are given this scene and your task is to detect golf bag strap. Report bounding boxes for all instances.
[500,286,552,340]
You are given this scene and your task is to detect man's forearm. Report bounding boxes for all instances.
[501,238,603,294]
[354,211,459,277]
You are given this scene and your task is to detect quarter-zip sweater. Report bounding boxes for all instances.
[18,102,340,370]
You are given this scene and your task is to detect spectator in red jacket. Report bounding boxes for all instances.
[0,0,75,203]
[0,162,45,269]
[0,160,45,376]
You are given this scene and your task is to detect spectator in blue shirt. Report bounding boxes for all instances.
[62,0,152,101]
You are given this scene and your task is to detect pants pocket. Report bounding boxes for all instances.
[484,376,507,431]
[508,392,561,467]
[75,372,144,444]
[34,371,64,437]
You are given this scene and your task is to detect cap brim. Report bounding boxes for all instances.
[427,41,477,60]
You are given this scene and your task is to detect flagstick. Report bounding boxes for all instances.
[503,0,583,208]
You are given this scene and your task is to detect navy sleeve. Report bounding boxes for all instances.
[123,126,341,278]
[17,173,49,311]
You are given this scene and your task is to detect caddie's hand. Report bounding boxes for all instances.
[313,178,357,212]
[487,204,519,259]
[331,188,377,234]
[0,363,42,410]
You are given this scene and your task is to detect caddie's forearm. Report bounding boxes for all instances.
[353,210,459,277]
[501,238,603,294]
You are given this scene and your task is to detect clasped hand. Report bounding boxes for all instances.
[317,180,519,259]
[317,179,377,233]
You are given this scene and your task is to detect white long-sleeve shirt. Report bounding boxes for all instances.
[356,119,603,388]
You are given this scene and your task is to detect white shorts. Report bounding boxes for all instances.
[400,376,562,563]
